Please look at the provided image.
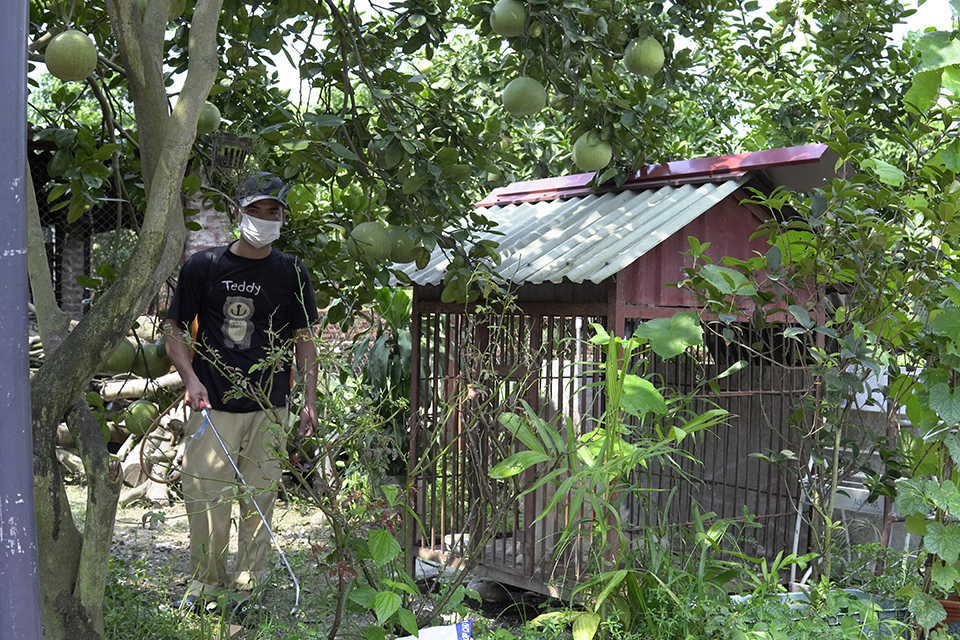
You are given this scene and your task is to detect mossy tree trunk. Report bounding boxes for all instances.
[27,0,222,637]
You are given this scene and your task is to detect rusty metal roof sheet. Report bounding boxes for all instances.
[396,177,748,286]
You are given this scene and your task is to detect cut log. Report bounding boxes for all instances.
[57,448,83,475]
[120,456,146,488]
[119,482,148,507]
[97,371,183,401]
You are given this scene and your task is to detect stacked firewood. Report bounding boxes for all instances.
[33,313,188,506]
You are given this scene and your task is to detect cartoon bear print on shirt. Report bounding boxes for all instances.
[223,296,254,349]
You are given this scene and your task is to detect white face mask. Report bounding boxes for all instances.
[239,214,282,248]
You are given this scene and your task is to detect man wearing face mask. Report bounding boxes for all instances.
[163,173,319,613]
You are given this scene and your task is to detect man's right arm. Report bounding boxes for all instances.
[163,319,210,411]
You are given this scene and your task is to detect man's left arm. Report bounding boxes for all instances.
[294,327,319,437]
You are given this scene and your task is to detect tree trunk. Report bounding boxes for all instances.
[27,0,223,636]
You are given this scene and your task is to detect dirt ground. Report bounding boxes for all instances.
[68,480,328,607]
[67,479,541,633]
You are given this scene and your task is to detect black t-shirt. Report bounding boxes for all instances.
[167,243,319,412]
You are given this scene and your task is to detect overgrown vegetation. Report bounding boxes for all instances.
[21,0,960,638]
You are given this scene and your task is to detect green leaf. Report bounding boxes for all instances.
[632,311,703,359]
[374,590,401,625]
[943,137,960,172]
[348,585,377,608]
[895,477,930,515]
[48,148,72,176]
[930,383,960,425]
[924,521,960,564]
[529,611,582,629]
[787,305,815,329]
[381,578,419,596]
[282,139,310,151]
[930,480,960,516]
[905,514,929,535]
[909,591,946,631]
[943,64,960,96]
[860,158,906,187]
[904,68,943,114]
[917,31,960,71]
[368,529,401,566]
[92,143,122,160]
[305,113,345,128]
[947,433,960,468]
[402,174,430,194]
[325,140,359,161]
[932,560,960,593]
[489,450,551,478]
[75,274,100,289]
[397,608,418,636]
[619,374,668,418]
[67,194,90,223]
[502,404,552,454]
[85,391,105,409]
[593,569,628,608]
[766,244,782,271]
[572,612,600,640]
[699,264,757,296]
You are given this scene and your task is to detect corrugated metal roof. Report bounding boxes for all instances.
[476,143,831,207]
[396,176,748,286]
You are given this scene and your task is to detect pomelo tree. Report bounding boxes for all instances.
[27,0,222,636]
[22,0,944,637]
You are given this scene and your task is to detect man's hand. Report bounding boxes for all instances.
[184,380,211,413]
[298,404,318,438]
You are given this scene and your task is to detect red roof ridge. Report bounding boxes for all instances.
[476,143,830,208]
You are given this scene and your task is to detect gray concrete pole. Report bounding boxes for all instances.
[0,0,44,637]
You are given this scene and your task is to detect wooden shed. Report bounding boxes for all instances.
[397,144,836,594]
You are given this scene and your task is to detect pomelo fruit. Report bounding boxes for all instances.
[45,30,98,82]
[124,399,160,436]
[415,58,434,75]
[389,227,419,263]
[196,101,221,134]
[490,0,526,38]
[103,337,137,373]
[132,341,172,378]
[572,131,613,172]
[502,76,546,117]
[168,0,187,20]
[349,221,391,260]
[624,37,665,77]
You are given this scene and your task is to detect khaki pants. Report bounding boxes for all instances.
[181,408,286,598]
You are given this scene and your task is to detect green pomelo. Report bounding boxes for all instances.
[502,76,546,117]
[624,37,665,77]
[104,337,137,373]
[45,30,98,82]
[168,0,187,20]
[196,101,221,135]
[349,221,391,260]
[490,0,526,38]
[124,399,160,436]
[415,58,434,75]
[132,342,172,378]
[572,131,613,173]
[389,227,419,264]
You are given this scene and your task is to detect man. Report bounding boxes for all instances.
[164,174,319,612]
